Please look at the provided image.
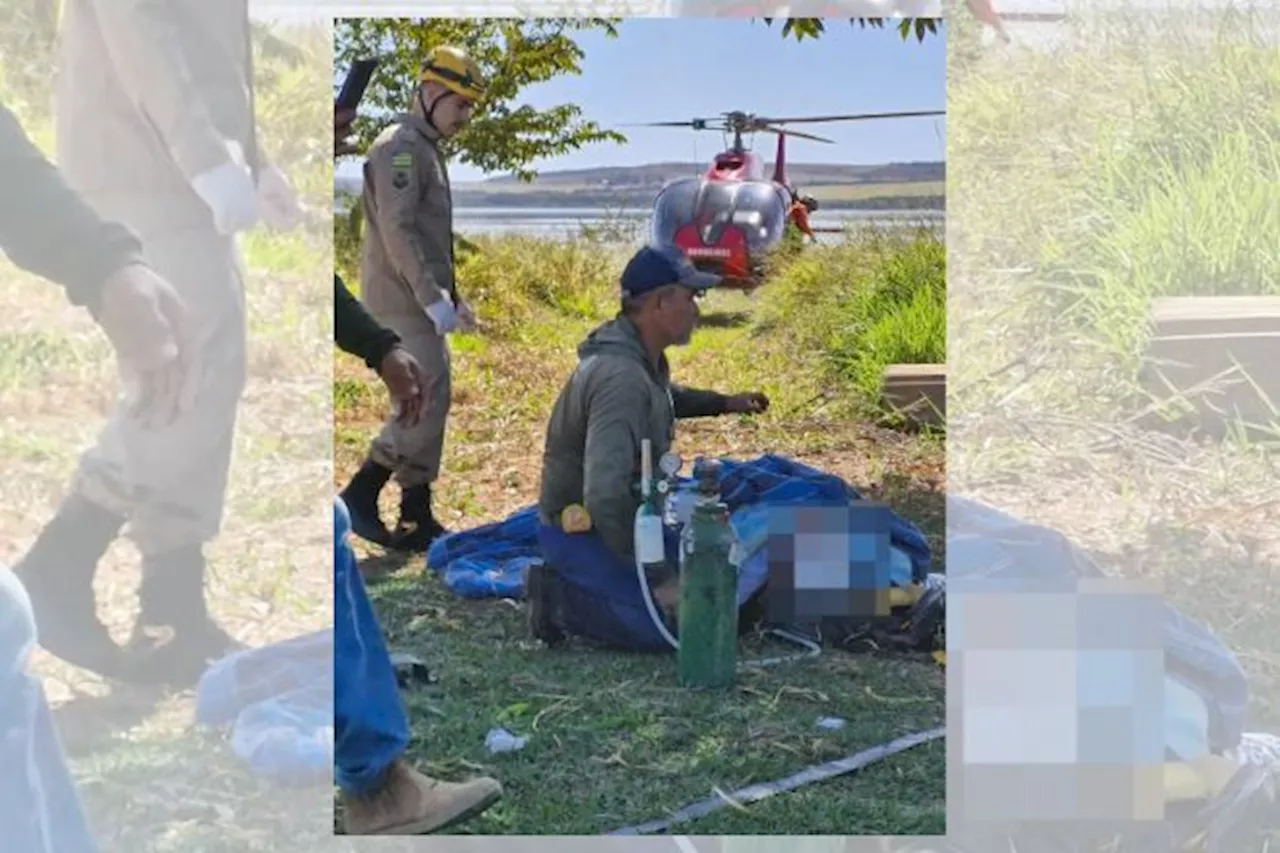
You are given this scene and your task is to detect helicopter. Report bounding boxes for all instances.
[637,109,944,289]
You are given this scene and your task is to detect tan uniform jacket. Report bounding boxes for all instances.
[54,0,260,235]
[360,112,456,321]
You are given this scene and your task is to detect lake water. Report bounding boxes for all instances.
[447,206,942,242]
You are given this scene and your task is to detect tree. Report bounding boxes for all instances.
[334,18,626,181]
[763,16,942,43]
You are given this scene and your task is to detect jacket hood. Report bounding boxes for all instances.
[577,315,657,372]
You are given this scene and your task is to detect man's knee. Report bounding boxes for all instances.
[0,566,37,676]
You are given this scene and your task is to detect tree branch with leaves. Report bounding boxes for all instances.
[334,18,627,182]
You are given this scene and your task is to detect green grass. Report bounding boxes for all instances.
[334,224,947,835]
[950,6,1280,406]
[948,12,1280,850]
[757,227,946,411]
[2,19,341,853]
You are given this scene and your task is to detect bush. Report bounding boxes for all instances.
[758,226,946,407]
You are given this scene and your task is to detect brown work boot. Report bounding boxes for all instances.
[525,561,566,646]
[342,760,502,835]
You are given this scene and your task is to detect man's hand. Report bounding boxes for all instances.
[725,392,770,415]
[256,163,303,232]
[335,106,359,157]
[378,345,424,427]
[99,264,199,428]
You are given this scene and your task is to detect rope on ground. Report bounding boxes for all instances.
[606,725,946,836]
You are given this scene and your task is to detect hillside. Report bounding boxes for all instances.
[334,160,945,211]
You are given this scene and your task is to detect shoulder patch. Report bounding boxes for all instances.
[390,150,414,190]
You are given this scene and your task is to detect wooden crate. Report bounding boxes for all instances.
[1137,296,1280,439]
[882,363,946,428]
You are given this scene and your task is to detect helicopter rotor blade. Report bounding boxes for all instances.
[623,118,725,130]
[757,110,945,125]
[622,121,707,128]
[761,126,834,144]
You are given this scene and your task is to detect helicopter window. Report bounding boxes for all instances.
[651,178,788,251]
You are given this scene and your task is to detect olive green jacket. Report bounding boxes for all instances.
[538,315,731,559]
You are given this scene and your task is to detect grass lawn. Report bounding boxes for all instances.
[333,226,948,835]
[0,21,343,852]
[946,9,1280,849]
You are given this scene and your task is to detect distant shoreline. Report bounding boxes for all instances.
[335,189,944,213]
[333,159,946,213]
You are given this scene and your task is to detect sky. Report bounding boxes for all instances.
[330,18,946,183]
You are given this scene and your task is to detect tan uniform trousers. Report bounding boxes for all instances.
[72,225,247,557]
[368,313,451,488]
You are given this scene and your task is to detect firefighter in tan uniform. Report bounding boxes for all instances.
[340,45,483,553]
[12,0,304,686]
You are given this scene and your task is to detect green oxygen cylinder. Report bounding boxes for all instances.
[677,458,738,688]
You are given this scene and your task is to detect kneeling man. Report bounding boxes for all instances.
[530,245,769,650]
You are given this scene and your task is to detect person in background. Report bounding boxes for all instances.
[1,97,200,853]
[339,44,483,554]
[15,0,305,688]
[332,100,503,837]
[530,245,770,650]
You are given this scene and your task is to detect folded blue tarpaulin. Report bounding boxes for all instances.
[425,453,934,600]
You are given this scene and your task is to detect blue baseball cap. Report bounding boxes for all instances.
[620,245,721,300]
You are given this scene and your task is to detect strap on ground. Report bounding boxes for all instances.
[607,725,946,836]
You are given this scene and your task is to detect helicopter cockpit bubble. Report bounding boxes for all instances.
[651,178,789,252]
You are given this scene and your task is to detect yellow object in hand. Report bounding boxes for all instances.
[561,504,592,533]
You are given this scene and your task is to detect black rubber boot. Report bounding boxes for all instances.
[12,493,127,678]
[339,457,394,546]
[120,545,245,689]
[525,562,566,647]
[390,484,448,554]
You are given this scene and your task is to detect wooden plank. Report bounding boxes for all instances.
[882,363,946,429]
[1137,296,1280,440]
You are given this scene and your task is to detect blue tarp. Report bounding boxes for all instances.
[425,454,934,600]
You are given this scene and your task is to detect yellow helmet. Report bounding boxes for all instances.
[420,45,485,103]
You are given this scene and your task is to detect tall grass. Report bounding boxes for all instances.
[336,216,946,417]
[757,225,946,409]
[949,7,1280,417]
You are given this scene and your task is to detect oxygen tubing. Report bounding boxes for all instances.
[633,506,821,669]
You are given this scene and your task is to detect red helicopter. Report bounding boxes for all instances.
[640,109,944,289]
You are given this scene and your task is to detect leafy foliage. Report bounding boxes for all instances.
[763,17,942,43]
[334,18,627,181]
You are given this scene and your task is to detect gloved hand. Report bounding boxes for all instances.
[424,295,458,335]
[191,157,259,235]
[256,162,303,232]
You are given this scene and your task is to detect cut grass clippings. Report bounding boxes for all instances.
[334,224,947,835]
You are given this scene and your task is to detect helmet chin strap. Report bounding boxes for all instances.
[418,86,447,132]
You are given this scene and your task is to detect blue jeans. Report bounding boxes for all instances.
[537,523,765,653]
[0,565,99,852]
[333,498,410,796]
